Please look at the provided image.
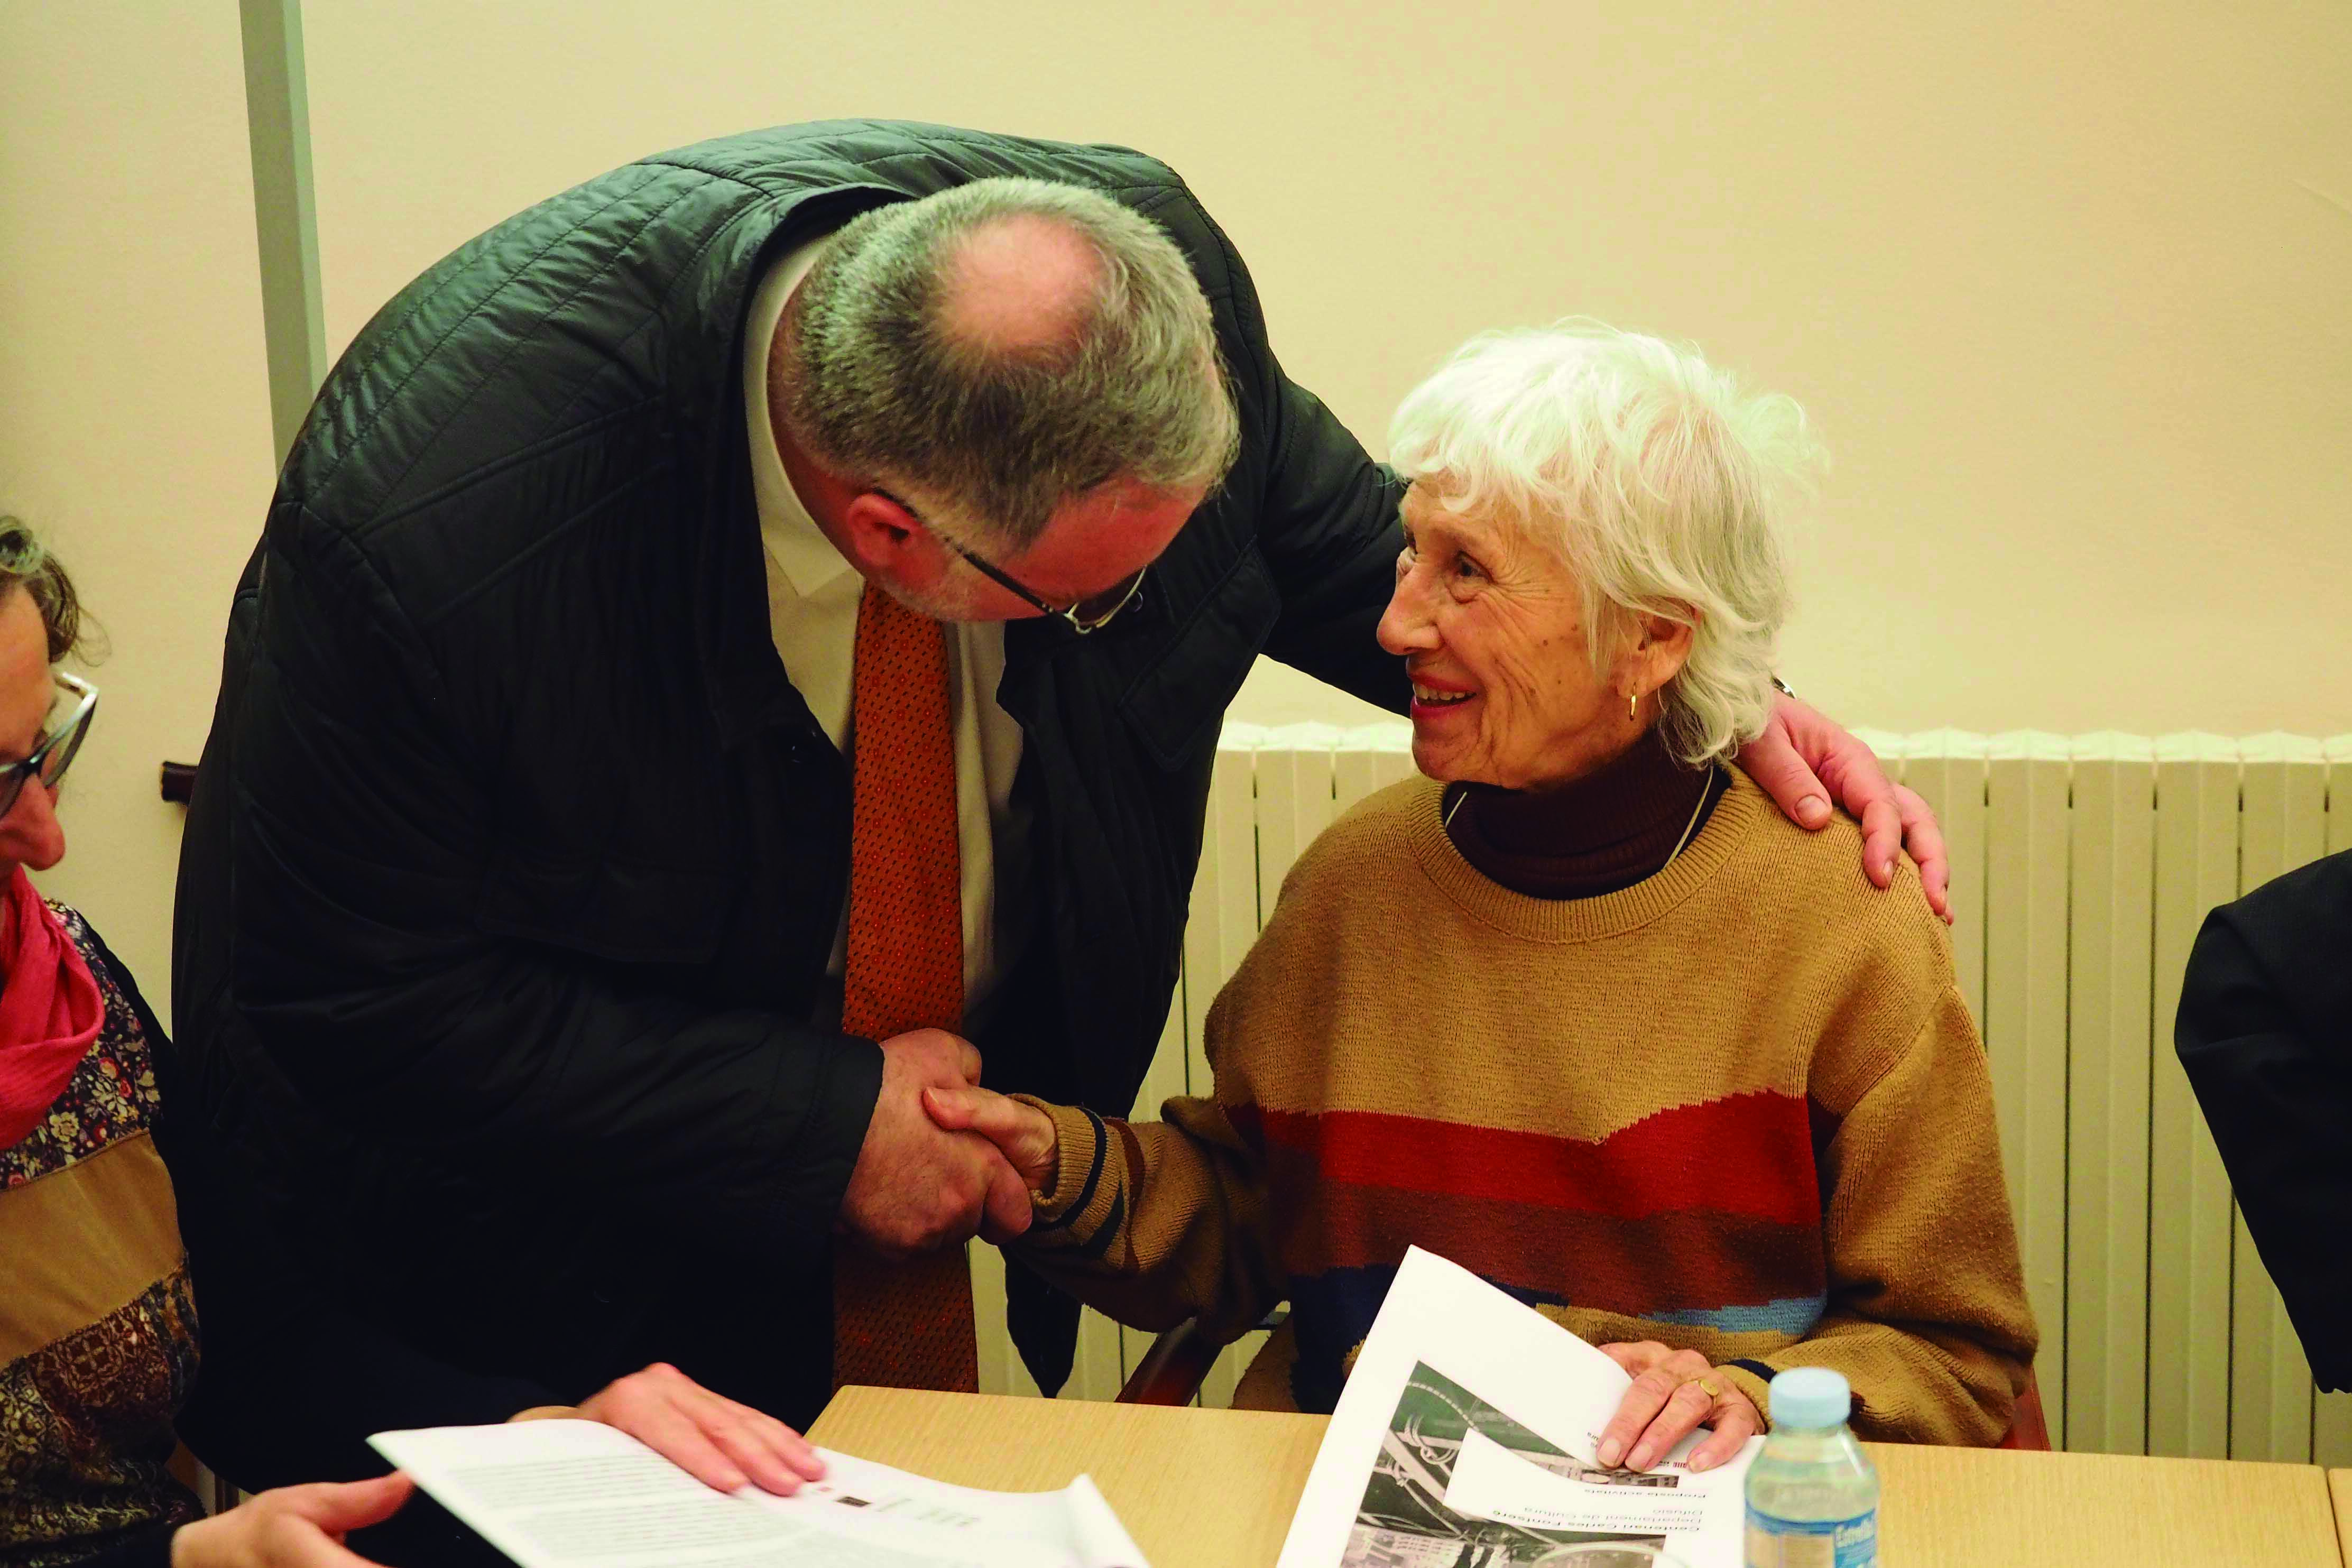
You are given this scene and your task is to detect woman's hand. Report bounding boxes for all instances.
[170,1473,414,1567]
[921,1083,1059,1195]
[1593,1342,1761,1474]
[512,1362,825,1496]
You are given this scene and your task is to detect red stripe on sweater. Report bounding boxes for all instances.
[1259,1146,1827,1316]
[1237,1093,1819,1226]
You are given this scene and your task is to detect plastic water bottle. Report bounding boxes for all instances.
[1744,1367,1879,1568]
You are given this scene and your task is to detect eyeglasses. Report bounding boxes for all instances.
[875,490,1148,635]
[0,671,97,819]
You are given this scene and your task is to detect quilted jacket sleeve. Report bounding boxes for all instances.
[225,500,881,1254]
[2175,850,2352,1392]
[1186,199,1410,716]
[128,937,563,1492]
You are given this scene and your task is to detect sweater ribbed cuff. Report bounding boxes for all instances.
[1719,1360,1777,1431]
[1014,1098,1108,1232]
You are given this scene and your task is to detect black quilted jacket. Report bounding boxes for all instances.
[2175,848,2352,1392]
[168,121,1406,1449]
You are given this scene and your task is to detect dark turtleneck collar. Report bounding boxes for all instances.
[1441,731,1726,900]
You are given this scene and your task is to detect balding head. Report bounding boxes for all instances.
[778,177,1238,550]
[934,214,1101,362]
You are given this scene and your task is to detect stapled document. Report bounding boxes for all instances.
[1275,1246,1762,1567]
[370,1417,1148,1568]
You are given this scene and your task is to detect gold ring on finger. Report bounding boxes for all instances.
[1694,1377,1721,1399]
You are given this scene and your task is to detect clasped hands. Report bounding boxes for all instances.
[839,1029,1055,1254]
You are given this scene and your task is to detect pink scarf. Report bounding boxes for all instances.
[0,867,105,1150]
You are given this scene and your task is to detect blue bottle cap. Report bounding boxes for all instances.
[1768,1367,1852,1429]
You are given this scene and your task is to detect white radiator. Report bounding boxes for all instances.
[974,722,2352,1464]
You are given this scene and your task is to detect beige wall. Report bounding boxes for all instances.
[1,8,275,1018]
[4,3,2348,1008]
[302,0,2352,739]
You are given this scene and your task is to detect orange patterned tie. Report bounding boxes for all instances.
[831,583,981,1394]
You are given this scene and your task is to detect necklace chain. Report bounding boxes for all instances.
[1661,766,1716,866]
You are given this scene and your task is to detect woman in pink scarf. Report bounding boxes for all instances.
[0,520,823,1568]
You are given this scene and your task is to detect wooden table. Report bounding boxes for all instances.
[1866,1443,2339,1567]
[812,1389,1323,1566]
[811,1387,2347,1568]
[2331,1470,2351,1564]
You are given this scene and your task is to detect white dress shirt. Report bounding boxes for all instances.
[741,238,1030,1025]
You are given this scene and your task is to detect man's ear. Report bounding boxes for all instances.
[840,492,926,575]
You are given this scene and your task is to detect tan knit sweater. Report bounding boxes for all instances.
[1014,771,2037,1443]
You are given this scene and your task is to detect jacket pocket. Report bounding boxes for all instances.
[1119,543,1280,772]
[477,848,732,965]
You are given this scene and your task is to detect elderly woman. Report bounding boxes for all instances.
[931,325,2037,1467]
[0,519,822,1568]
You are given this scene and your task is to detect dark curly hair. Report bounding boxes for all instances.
[0,516,84,663]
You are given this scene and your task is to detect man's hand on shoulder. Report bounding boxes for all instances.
[838,1028,1031,1256]
[1737,691,1952,923]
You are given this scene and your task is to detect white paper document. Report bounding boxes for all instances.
[370,1418,1149,1568]
[1275,1247,1763,1568]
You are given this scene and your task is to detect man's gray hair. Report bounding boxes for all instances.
[780,177,1239,548]
[1388,322,1820,767]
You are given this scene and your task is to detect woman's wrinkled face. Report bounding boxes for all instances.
[0,588,66,878]
[1377,486,1637,791]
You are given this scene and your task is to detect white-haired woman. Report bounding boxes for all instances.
[930,325,2037,1466]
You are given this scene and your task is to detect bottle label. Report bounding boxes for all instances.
[1745,1507,1877,1568]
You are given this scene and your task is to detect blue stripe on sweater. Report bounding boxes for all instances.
[1649,1295,1828,1336]
[1286,1269,1825,1413]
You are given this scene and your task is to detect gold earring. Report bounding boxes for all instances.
[1627,688,1639,721]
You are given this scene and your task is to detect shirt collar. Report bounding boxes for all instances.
[762,483,859,601]
[744,233,859,600]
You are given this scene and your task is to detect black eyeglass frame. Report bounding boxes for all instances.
[0,671,98,819]
[874,490,1147,635]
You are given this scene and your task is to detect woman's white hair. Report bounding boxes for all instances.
[1388,321,1820,766]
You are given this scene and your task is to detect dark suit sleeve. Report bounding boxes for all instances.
[226,504,880,1257]
[2174,850,2352,1391]
[1188,203,1409,715]
[109,932,559,1491]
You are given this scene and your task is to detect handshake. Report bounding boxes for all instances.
[836,1027,1063,1257]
